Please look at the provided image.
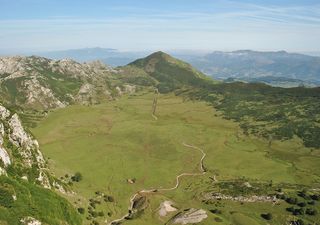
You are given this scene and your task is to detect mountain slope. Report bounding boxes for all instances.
[128,51,213,92]
[0,56,136,111]
[0,103,81,224]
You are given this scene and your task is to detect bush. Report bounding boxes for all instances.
[286,197,298,204]
[214,217,223,222]
[290,219,304,225]
[92,220,99,225]
[77,207,85,214]
[310,194,319,201]
[71,172,83,182]
[210,209,222,214]
[306,208,317,216]
[261,213,272,220]
[297,202,306,207]
[293,208,305,216]
[98,211,104,217]
[286,207,294,213]
[0,187,14,208]
[104,195,114,202]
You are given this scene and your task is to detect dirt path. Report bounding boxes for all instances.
[108,143,207,225]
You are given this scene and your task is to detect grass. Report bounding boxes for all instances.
[0,176,81,225]
[31,91,320,224]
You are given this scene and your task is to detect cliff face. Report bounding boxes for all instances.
[0,103,51,188]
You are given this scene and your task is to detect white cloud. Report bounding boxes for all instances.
[0,1,319,52]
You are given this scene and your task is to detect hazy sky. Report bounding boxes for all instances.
[1,0,320,53]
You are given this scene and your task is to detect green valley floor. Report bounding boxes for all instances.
[32,91,320,225]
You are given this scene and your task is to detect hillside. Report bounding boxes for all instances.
[0,56,137,111]
[128,51,213,92]
[0,103,81,224]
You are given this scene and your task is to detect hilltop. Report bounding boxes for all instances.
[128,51,213,92]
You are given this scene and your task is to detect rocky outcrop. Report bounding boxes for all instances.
[20,217,42,225]
[170,208,207,224]
[204,192,278,203]
[0,118,10,175]
[8,114,38,150]
[159,201,177,217]
[24,77,66,109]
[0,125,11,166]
[116,84,136,96]
[0,104,52,188]
[0,56,120,110]
[0,105,10,120]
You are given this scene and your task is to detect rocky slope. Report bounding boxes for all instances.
[0,103,81,224]
[0,56,136,110]
[0,103,51,187]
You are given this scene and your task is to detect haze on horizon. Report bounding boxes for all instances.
[0,0,320,54]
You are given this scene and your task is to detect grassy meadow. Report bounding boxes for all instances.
[31,91,320,225]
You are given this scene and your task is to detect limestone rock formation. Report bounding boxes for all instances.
[171,208,207,224]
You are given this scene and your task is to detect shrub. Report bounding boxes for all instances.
[77,207,85,214]
[293,208,305,215]
[98,211,104,217]
[310,194,319,201]
[104,195,114,202]
[261,213,272,220]
[90,211,98,218]
[71,172,83,182]
[290,219,304,225]
[297,202,306,207]
[210,209,222,214]
[0,187,14,208]
[306,208,317,216]
[92,220,99,225]
[214,217,223,222]
[286,197,298,204]
[286,207,294,212]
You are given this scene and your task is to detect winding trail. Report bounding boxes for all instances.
[108,142,207,225]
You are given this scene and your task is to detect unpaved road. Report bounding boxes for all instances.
[108,142,207,225]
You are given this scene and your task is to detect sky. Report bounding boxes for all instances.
[0,0,320,53]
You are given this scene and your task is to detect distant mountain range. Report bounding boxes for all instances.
[178,50,320,87]
[29,48,320,87]
[35,47,148,67]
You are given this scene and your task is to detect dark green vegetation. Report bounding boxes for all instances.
[125,51,320,149]
[179,83,320,148]
[0,176,81,225]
